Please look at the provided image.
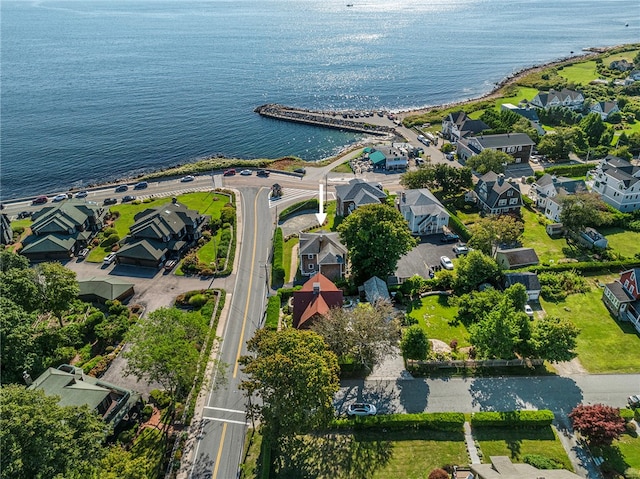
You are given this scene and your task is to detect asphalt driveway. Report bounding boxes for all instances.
[395,234,463,280]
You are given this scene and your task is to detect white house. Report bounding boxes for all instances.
[529,174,587,222]
[589,155,640,212]
[589,100,620,120]
[530,88,584,110]
[441,111,489,143]
[396,188,450,235]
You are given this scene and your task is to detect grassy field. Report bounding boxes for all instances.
[474,426,573,470]
[407,295,471,348]
[269,430,469,479]
[601,227,640,258]
[87,192,227,262]
[540,283,640,374]
[519,208,571,264]
[557,61,599,85]
[331,161,354,174]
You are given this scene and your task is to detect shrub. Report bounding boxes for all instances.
[103,227,117,236]
[447,212,472,241]
[117,427,137,445]
[429,469,450,479]
[265,295,281,330]
[149,389,172,409]
[142,404,154,422]
[620,408,635,422]
[330,412,465,432]
[471,410,554,428]
[523,454,561,469]
[101,233,120,248]
[188,294,208,308]
[624,468,640,479]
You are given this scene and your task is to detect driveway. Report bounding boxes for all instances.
[395,234,462,280]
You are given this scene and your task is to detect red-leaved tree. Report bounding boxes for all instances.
[428,469,450,479]
[568,403,626,446]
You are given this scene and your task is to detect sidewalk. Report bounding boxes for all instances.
[554,415,604,479]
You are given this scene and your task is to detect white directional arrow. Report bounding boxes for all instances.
[315,183,327,225]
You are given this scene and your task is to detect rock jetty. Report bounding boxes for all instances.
[254,104,394,136]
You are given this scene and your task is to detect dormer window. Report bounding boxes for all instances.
[507,190,513,197]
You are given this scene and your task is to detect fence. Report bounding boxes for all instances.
[407,358,544,370]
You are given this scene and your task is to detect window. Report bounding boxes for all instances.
[308,263,315,271]
[517,145,522,151]
[308,254,314,259]
[498,199,507,206]
[509,198,518,205]
[507,190,513,196]
[630,285,635,295]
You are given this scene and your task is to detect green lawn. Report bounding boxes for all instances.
[87,192,227,262]
[593,432,640,475]
[407,295,470,348]
[601,227,640,258]
[474,427,573,470]
[270,430,468,479]
[467,87,539,119]
[520,208,571,264]
[557,61,599,85]
[540,284,640,374]
[196,230,221,266]
[283,236,299,283]
[331,161,354,174]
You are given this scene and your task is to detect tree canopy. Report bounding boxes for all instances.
[338,204,417,283]
[400,162,472,195]
[465,149,514,174]
[312,300,400,372]
[468,215,524,257]
[34,262,80,327]
[559,192,612,238]
[400,324,429,361]
[124,307,206,401]
[240,328,340,446]
[531,316,579,363]
[569,404,626,446]
[1,385,107,479]
[453,250,501,293]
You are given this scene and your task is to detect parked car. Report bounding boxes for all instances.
[180,175,195,182]
[121,195,136,202]
[134,181,148,190]
[103,252,117,265]
[524,305,534,318]
[453,244,469,255]
[440,256,454,270]
[440,232,460,243]
[347,403,377,417]
[103,198,118,205]
[32,196,48,205]
[164,259,178,271]
[257,169,270,177]
[17,211,32,219]
[628,395,640,409]
[75,190,89,198]
[115,184,128,192]
[240,169,252,176]
[77,248,90,259]
[52,193,68,202]
[223,169,236,176]
[294,167,306,175]
[446,153,455,161]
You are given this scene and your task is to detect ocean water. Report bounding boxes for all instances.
[1,0,639,199]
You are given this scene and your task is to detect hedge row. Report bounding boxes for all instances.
[279,198,319,221]
[447,210,472,241]
[470,410,554,428]
[527,259,640,274]
[330,412,465,432]
[265,295,281,331]
[620,408,635,422]
[535,163,594,179]
[271,227,285,286]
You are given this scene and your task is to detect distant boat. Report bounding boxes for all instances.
[346,3,353,6]
[625,23,629,27]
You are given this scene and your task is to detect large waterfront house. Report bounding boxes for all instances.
[335,178,387,217]
[116,199,207,268]
[469,172,523,215]
[441,111,489,143]
[589,100,620,120]
[602,268,640,334]
[588,155,640,212]
[20,200,107,262]
[292,273,343,329]
[529,174,587,222]
[298,231,347,281]
[396,188,450,235]
[456,133,535,165]
[27,364,141,429]
[530,88,585,110]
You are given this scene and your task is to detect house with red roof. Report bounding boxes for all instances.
[603,268,640,334]
[292,273,343,329]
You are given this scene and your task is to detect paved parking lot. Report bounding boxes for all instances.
[395,234,463,280]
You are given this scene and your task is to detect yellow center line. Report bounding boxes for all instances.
[212,423,227,478]
[233,189,260,378]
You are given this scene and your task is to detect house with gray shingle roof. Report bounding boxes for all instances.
[335,179,387,217]
[530,88,584,110]
[471,172,522,215]
[589,155,640,212]
[20,200,107,262]
[529,174,587,222]
[590,100,620,120]
[441,111,489,143]
[78,276,135,303]
[495,247,539,270]
[603,268,640,334]
[504,272,541,301]
[298,231,347,280]
[456,133,535,165]
[116,200,206,268]
[396,188,450,235]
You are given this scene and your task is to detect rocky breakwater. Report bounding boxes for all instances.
[254,104,395,136]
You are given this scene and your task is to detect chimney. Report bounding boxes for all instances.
[402,192,406,203]
[497,174,504,186]
[313,282,320,294]
[23,371,33,386]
